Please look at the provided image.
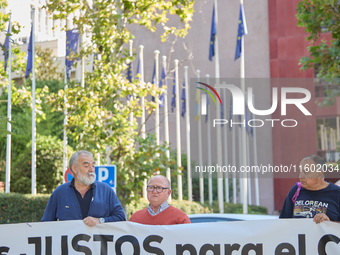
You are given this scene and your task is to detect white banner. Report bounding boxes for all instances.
[0,219,339,254]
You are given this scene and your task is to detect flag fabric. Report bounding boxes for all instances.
[93,53,98,71]
[3,22,10,71]
[126,60,134,100]
[151,61,156,102]
[136,57,141,81]
[158,67,166,108]
[195,83,200,121]
[171,72,176,112]
[65,29,79,80]
[181,81,186,117]
[126,61,134,82]
[25,23,33,78]
[235,4,248,61]
[209,5,216,61]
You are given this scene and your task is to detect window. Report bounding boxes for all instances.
[317,117,340,162]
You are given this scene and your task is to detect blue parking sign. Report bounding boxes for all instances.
[95,165,116,192]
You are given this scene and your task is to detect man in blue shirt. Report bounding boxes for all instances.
[41,150,126,226]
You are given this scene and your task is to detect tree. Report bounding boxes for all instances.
[296,0,340,107]
[45,0,194,205]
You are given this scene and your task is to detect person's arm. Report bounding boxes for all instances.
[104,190,126,223]
[279,186,296,219]
[41,192,57,221]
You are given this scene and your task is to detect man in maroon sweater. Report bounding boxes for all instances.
[129,175,191,225]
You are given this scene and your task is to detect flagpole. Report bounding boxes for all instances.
[213,0,224,214]
[154,50,160,146]
[174,59,182,201]
[31,8,37,196]
[252,94,260,205]
[223,83,229,203]
[63,67,67,183]
[139,45,147,199]
[184,66,192,201]
[5,14,12,194]
[240,0,248,214]
[80,0,85,88]
[206,74,213,206]
[232,105,237,203]
[245,92,252,205]
[129,40,133,126]
[197,70,204,204]
[162,56,171,201]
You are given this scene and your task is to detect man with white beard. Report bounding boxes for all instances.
[41,150,125,226]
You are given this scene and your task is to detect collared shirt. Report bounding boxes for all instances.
[70,179,94,219]
[147,201,170,216]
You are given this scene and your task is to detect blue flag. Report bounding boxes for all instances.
[158,67,166,108]
[136,58,141,81]
[171,72,176,112]
[66,29,79,80]
[126,61,134,82]
[181,81,186,117]
[235,4,248,61]
[3,22,10,71]
[25,24,33,78]
[209,5,216,61]
[151,61,156,102]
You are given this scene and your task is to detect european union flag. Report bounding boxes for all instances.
[158,67,166,108]
[171,72,176,112]
[126,61,134,82]
[126,61,134,100]
[209,5,216,61]
[66,29,79,80]
[3,22,10,71]
[151,61,156,102]
[136,58,141,81]
[25,24,33,78]
[181,81,186,117]
[235,4,248,61]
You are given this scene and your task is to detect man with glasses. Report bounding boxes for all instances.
[129,175,191,225]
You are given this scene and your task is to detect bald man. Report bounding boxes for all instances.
[129,175,191,225]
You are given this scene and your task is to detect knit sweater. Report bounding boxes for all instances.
[129,205,191,225]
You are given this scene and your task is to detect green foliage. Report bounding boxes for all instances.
[10,135,74,194]
[0,116,10,137]
[0,193,50,224]
[43,0,194,206]
[296,0,340,106]
[203,201,268,215]
[116,133,174,205]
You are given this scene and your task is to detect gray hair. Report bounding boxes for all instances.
[69,150,93,174]
[301,155,326,177]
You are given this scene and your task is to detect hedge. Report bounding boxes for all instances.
[0,192,267,224]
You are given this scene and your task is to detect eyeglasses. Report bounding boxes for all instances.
[147,185,169,193]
